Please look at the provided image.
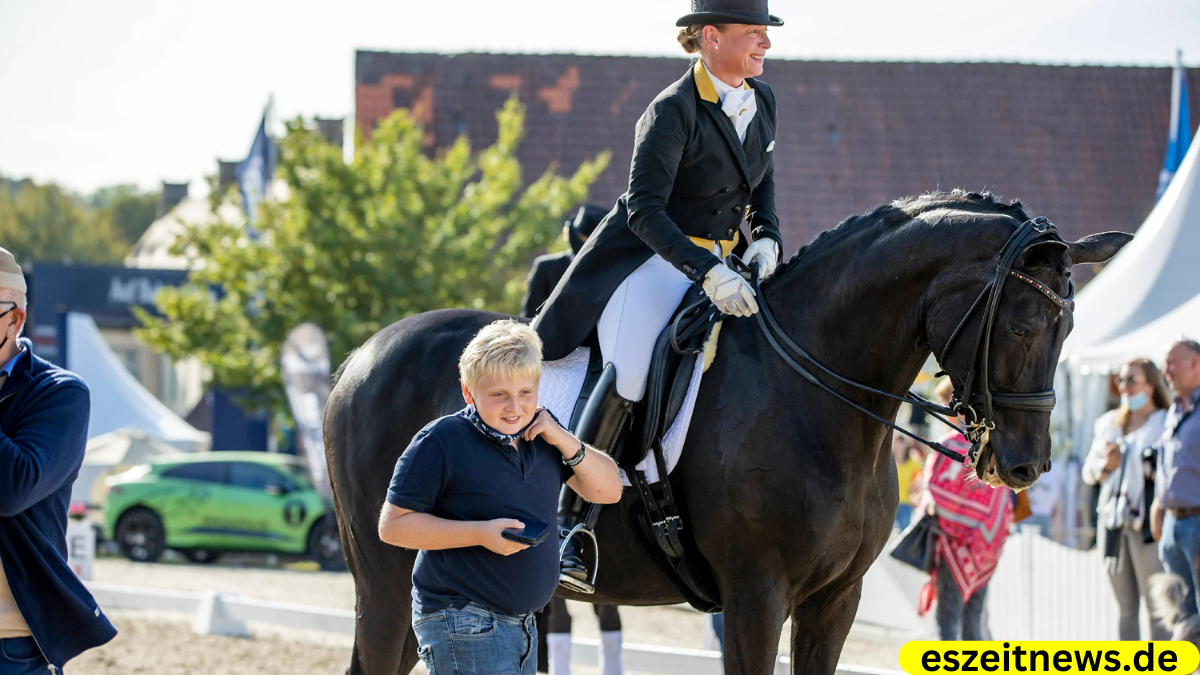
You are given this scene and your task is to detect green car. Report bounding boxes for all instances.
[103,452,344,570]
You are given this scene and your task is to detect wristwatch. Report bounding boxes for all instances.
[563,444,586,467]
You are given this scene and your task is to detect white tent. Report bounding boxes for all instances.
[1071,291,1200,369]
[71,428,182,506]
[65,312,211,451]
[1063,135,1200,355]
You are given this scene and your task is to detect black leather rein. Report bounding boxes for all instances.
[747,216,1074,467]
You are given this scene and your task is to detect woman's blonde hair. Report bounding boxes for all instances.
[677,24,726,55]
[459,320,542,392]
[1114,358,1172,429]
[935,378,955,406]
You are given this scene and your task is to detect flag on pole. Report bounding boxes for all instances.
[236,97,276,223]
[1157,50,1192,201]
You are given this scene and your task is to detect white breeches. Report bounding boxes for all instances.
[597,252,698,401]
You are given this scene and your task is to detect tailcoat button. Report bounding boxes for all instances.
[721,188,731,193]
[704,232,712,238]
[713,210,721,215]
[726,228,735,236]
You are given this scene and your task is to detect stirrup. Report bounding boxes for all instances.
[557,524,599,594]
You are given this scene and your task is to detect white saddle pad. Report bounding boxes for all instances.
[540,347,705,486]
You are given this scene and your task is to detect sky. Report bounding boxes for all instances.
[2,0,1199,196]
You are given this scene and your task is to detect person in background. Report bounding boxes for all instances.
[0,248,118,674]
[1081,358,1172,640]
[893,435,922,531]
[521,205,608,320]
[1151,338,1200,619]
[521,205,624,675]
[919,378,1015,640]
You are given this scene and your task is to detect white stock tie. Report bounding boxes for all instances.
[721,87,757,143]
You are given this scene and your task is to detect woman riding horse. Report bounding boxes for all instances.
[531,0,785,591]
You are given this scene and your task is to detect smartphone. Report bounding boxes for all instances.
[501,520,551,547]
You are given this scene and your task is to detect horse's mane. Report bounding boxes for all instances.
[779,189,1030,272]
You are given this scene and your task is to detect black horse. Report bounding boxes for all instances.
[325,191,1131,675]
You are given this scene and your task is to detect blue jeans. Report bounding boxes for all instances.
[413,603,537,675]
[0,637,50,675]
[1159,512,1200,618]
[895,504,913,531]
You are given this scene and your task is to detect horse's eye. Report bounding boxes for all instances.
[1010,325,1028,338]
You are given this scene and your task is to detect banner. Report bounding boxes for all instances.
[281,323,333,501]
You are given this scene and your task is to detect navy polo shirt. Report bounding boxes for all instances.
[387,408,574,617]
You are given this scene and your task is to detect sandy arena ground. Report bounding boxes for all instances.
[76,557,901,674]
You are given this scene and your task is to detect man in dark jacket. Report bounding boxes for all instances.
[0,248,116,673]
[520,205,609,319]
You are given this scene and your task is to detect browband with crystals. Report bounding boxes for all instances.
[1001,268,1074,308]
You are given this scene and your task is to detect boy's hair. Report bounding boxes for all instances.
[459,320,543,392]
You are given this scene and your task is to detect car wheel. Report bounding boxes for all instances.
[181,549,221,564]
[115,508,165,563]
[307,518,346,571]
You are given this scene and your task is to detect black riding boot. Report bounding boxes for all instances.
[558,365,632,593]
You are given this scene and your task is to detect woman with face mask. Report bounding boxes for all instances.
[1082,358,1173,640]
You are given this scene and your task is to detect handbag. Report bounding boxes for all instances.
[888,510,940,573]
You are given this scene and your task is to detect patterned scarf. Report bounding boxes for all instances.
[460,406,565,446]
[925,432,1014,603]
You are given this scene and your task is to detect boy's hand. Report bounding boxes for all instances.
[522,408,576,451]
[478,518,529,556]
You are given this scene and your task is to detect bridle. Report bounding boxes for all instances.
[748,216,1074,468]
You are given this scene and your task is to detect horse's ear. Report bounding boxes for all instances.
[1021,240,1068,269]
[1067,231,1134,265]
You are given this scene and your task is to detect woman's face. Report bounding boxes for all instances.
[705,24,771,79]
[1117,364,1154,408]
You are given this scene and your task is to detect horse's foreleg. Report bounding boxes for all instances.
[720,581,790,675]
[788,580,863,675]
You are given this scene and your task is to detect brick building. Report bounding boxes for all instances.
[356,50,1200,254]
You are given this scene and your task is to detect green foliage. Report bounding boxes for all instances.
[136,97,609,413]
[89,185,161,244]
[0,179,125,264]
[0,177,161,264]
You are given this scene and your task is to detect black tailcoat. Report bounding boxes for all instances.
[532,61,782,361]
[520,251,572,319]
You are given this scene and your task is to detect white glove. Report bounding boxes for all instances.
[702,264,759,317]
[743,238,780,280]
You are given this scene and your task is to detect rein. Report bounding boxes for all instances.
[745,216,1073,467]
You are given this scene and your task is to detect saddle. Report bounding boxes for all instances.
[568,286,726,612]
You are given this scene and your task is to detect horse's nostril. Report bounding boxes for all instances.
[1008,463,1040,486]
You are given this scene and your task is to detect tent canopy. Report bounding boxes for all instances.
[72,427,184,506]
[65,312,210,452]
[1064,136,1200,356]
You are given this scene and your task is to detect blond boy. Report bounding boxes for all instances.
[379,320,621,675]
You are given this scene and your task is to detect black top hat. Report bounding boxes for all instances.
[566,205,609,254]
[677,0,783,27]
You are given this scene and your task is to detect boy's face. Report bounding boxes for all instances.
[462,373,540,435]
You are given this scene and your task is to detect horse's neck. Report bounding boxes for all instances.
[757,232,948,428]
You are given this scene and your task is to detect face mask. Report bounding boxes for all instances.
[0,306,16,353]
[1122,392,1149,411]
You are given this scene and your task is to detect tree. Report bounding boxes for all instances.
[89,185,161,245]
[0,179,125,264]
[135,97,609,413]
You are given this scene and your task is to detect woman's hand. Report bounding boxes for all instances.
[477,518,530,556]
[744,239,780,280]
[1103,442,1122,472]
[702,265,758,317]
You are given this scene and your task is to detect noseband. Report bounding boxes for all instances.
[748,216,1073,467]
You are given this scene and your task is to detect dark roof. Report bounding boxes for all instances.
[356,51,1199,256]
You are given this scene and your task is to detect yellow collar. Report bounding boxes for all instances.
[693,60,750,104]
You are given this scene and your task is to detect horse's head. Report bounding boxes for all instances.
[920,199,1132,490]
